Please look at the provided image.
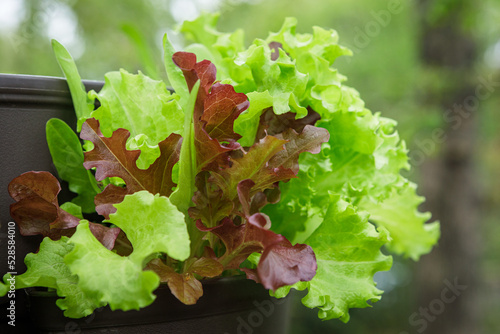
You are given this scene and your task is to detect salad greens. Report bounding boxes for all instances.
[0,13,439,322]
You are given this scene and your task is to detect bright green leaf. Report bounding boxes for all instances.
[46,118,100,213]
[4,237,101,318]
[110,191,191,263]
[65,222,159,312]
[300,196,392,322]
[170,80,200,214]
[234,90,274,147]
[51,40,95,131]
[89,70,183,169]
[163,33,189,101]
[360,183,441,261]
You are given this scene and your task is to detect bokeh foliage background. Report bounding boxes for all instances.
[1,0,499,333]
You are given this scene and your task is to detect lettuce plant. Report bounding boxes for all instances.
[1,13,439,322]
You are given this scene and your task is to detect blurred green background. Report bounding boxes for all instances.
[1,0,499,333]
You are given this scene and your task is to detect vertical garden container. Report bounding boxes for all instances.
[0,74,102,274]
[0,74,101,332]
[27,276,291,333]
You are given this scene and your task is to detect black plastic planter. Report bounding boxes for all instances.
[0,74,102,331]
[27,276,291,333]
[0,74,102,275]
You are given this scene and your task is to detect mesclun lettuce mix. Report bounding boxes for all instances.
[0,13,439,322]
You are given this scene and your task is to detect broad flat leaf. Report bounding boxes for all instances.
[188,257,224,277]
[4,237,101,318]
[65,192,190,311]
[360,183,440,260]
[46,118,100,213]
[197,218,316,290]
[60,202,83,219]
[297,196,392,322]
[52,40,95,131]
[110,191,190,263]
[89,70,183,140]
[65,222,159,311]
[0,280,7,296]
[81,118,182,197]
[88,223,121,251]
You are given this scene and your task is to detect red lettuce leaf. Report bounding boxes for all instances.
[197,217,316,290]
[188,171,233,228]
[88,223,121,250]
[211,135,296,200]
[8,171,80,238]
[269,125,330,174]
[256,107,321,140]
[258,239,317,290]
[237,179,271,229]
[194,121,236,171]
[146,258,203,305]
[173,51,249,172]
[8,171,120,250]
[81,117,182,199]
[202,83,249,143]
[145,257,223,305]
[94,184,130,219]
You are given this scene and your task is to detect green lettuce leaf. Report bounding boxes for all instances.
[179,12,245,81]
[234,90,274,146]
[0,280,7,296]
[51,40,95,131]
[110,191,190,263]
[81,117,182,203]
[65,221,159,312]
[65,191,190,312]
[89,70,184,168]
[2,237,101,318]
[163,34,190,103]
[46,118,100,213]
[169,80,200,214]
[277,196,392,322]
[359,183,441,260]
